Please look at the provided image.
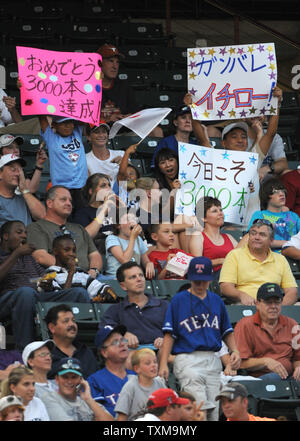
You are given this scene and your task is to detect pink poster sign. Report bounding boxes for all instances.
[16,46,102,125]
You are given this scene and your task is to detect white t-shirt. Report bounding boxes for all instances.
[134,413,161,421]
[24,396,50,421]
[86,149,124,182]
[0,88,13,127]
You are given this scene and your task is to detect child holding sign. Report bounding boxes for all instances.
[184,86,283,223]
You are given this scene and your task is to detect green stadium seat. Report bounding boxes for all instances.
[225,305,256,326]
[151,279,190,299]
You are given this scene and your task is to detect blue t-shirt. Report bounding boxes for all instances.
[105,234,148,277]
[162,290,233,354]
[41,125,88,189]
[150,134,198,168]
[87,367,136,417]
[247,210,300,252]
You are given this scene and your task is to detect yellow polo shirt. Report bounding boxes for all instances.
[219,245,297,299]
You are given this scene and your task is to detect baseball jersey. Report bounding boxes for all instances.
[162,289,233,354]
[87,367,136,417]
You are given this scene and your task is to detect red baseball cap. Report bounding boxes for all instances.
[96,43,124,59]
[148,388,189,409]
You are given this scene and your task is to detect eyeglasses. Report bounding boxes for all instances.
[252,219,274,230]
[271,188,287,195]
[36,351,52,359]
[102,338,128,349]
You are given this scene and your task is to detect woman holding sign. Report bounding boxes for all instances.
[189,196,237,280]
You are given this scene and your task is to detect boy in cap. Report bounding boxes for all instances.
[134,388,189,421]
[39,357,113,421]
[184,86,283,223]
[234,282,300,381]
[158,256,240,421]
[39,115,88,210]
[216,381,276,421]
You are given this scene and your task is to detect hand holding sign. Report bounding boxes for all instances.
[16,46,102,125]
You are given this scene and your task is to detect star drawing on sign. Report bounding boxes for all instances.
[189,87,197,96]
[260,107,266,115]
[188,61,197,69]
[229,47,236,55]
[198,49,206,57]
[217,109,225,118]
[268,54,274,62]
[200,148,207,156]
[267,45,274,52]
[248,45,255,53]
[202,110,210,119]
[180,171,187,180]
[257,44,265,52]
[249,106,257,115]
[189,50,196,58]
[208,48,216,56]
[229,109,236,118]
[269,63,276,71]
[179,145,186,153]
[249,155,257,164]
[269,105,276,114]
[269,71,276,80]
[177,206,184,214]
[222,151,230,160]
[237,47,245,55]
[219,47,227,56]
[189,72,196,80]
[239,109,247,117]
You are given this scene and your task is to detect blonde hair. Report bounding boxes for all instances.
[1,366,34,398]
[131,348,157,368]
[135,177,156,191]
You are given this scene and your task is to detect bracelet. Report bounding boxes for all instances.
[94,217,102,225]
[231,349,240,355]
[35,165,43,171]
[21,189,30,195]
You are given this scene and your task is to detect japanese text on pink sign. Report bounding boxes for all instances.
[16,46,102,125]
[188,43,277,121]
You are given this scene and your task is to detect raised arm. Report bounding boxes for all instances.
[258,85,283,155]
[183,93,212,148]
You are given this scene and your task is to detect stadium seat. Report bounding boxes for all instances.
[35,302,100,350]
[156,46,188,70]
[225,305,256,326]
[117,23,174,46]
[118,69,145,90]
[119,46,161,68]
[149,70,187,92]
[151,279,190,299]
[238,379,300,421]
[103,279,154,299]
[59,22,115,45]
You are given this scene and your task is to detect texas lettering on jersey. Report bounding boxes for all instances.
[180,313,219,333]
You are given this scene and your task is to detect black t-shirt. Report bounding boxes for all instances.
[102,79,138,115]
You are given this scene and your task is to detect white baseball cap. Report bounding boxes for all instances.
[0,153,26,168]
[0,395,25,412]
[22,340,55,366]
[221,122,248,140]
[0,134,23,148]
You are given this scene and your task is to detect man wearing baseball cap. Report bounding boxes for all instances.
[159,256,240,421]
[87,324,136,417]
[134,388,189,421]
[97,43,137,123]
[39,356,113,421]
[216,382,276,421]
[184,86,283,224]
[234,282,300,381]
[0,153,46,226]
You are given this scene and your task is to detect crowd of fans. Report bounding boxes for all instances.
[0,40,299,422]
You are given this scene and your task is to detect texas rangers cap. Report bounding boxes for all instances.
[187,256,214,281]
[96,43,124,59]
[148,388,189,409]
[222,122,248,140]
[0,153,26,168]
[215,382,248,401]
[257,282,284,301]
[95,324,127,349]
[0,134,23,148]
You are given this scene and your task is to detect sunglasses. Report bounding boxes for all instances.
[252,218,274,230]
[102,338,128,349]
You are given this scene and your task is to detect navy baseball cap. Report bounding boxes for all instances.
[95,324,127,349]
[187,256,214,281]
[52,116,76,124]
[174,105,191,119]
[257,283,284,301]
[54,357,83,377]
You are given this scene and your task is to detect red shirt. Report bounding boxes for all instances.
[148,248,191,279]
[202,232,234,272]
[234,311,300,377]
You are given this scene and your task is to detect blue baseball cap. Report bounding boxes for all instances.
[95,325,127,349]
[52,116,76,124]
[187,256,214,281]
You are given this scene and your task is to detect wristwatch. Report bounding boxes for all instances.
[90,268,100,276]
